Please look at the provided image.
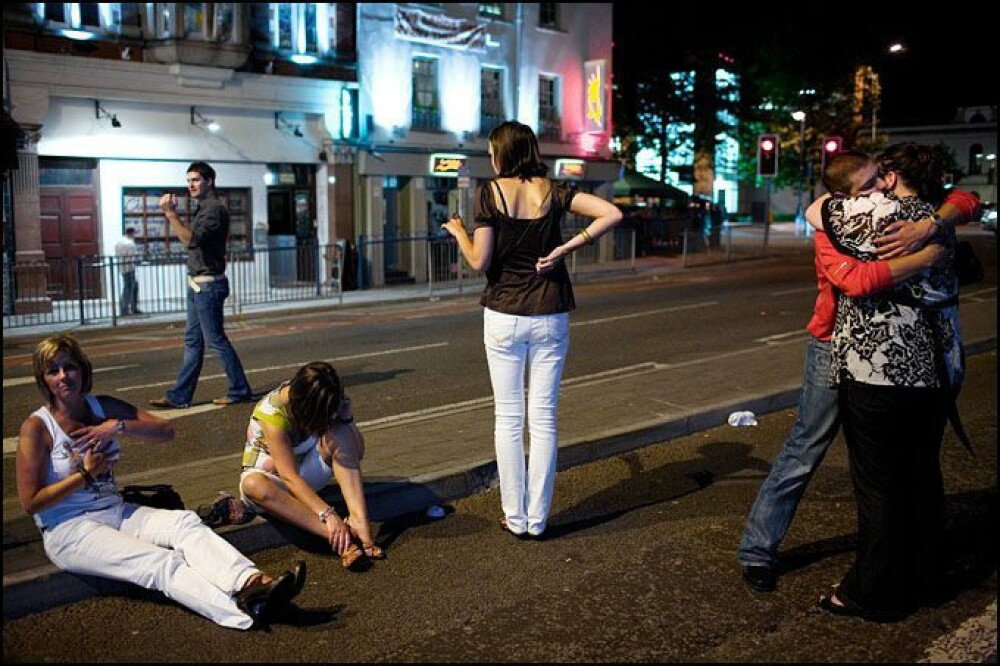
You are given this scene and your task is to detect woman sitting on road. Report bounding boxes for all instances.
[223,361,384,569]
[15,333,304,630]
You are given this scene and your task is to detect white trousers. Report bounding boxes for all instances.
[42,503,259,629]
[483,308,569,536]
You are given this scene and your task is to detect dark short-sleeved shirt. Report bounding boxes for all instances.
[472,179,578,315]
[187,193,229,276]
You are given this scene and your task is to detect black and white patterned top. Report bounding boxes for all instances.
[822,192,964,389]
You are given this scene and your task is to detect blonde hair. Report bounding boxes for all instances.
[32,334,93,404]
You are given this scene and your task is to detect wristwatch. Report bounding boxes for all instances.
[116,419,125,434]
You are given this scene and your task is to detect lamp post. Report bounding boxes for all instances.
[791,110,806,233]
[870,42,904,144]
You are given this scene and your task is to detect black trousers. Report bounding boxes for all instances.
[836,379,947,619]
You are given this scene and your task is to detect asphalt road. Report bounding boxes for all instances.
[3,350,995,663]
[3,230,996,662]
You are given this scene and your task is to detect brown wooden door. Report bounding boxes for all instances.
[39,188,101,300]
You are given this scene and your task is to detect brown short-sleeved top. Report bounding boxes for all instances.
[472,179,578,315]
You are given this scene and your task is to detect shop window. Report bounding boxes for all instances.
[121,187,251,260]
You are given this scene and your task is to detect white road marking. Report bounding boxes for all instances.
[754,330,811,344]
[572,301,717,327]
[3,364,137,389]
[115,342,449,391]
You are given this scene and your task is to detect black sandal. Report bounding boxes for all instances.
[818,593,865,619]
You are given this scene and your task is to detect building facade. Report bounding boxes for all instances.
[3,2,616,314]
[882,106,997,208]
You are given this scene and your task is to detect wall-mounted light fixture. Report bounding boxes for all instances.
[95,100,122,128]
[275,112,304,137]
[190,106,220,133]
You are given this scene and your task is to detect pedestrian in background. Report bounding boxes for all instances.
[214,361,385,570]
[15,334,304,630]
[149,161,253,410]
[114,227,141,316]
[737,150,979,594]
[442,120,623,539]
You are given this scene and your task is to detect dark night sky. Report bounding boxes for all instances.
[612,7,997,127]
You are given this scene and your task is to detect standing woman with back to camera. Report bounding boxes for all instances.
[442,120,623,539]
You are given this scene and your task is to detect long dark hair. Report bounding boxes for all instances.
[288,361,343,438]
[877,142,947,207]
[488,121,548,181]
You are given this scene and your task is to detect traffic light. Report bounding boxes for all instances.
[821,135,843,172]
[757,134,779,177]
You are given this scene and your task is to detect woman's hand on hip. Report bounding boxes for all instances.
[536,246,566,274]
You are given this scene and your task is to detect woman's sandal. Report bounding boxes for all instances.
[817,593,865,619]
[341,544,366,570]
[341,543,386,569]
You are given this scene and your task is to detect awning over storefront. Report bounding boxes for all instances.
[613,169,689,203]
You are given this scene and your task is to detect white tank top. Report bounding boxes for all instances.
[31,395,122,531]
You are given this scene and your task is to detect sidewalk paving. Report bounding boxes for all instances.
[3,227,994,622]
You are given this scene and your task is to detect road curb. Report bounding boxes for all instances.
[0,385,804,622]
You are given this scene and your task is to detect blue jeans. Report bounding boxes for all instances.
[483,308,570,536]
[166,277,251,405]
[738,337,839,569]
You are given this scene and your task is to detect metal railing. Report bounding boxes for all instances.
[2,224,794,330]
[3,242,345,329]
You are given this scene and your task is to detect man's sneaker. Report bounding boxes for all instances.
[742,565,777,593]
[148,397,189,409]
[197,492,255,528]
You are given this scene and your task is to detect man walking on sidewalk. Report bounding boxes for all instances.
[149,162,253,410]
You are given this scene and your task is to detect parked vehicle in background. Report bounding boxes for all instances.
[981,202,997,233]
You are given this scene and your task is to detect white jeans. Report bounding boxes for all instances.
[483,308,569,535]
[42,503,260,629]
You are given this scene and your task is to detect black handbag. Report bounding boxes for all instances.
[120,484,185,510]
[954,240,984,286]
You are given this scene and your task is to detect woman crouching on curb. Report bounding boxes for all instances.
[15,334,304,630]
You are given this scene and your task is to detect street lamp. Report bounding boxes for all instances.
[791,110,806,230]
[868,42,904,143]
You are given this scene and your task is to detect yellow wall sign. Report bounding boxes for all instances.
[555,159,586,180]
[429,153,468,177]
[583,60,607,133]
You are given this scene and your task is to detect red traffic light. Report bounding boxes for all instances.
[757,133,779,177]
[821,135,843,172]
